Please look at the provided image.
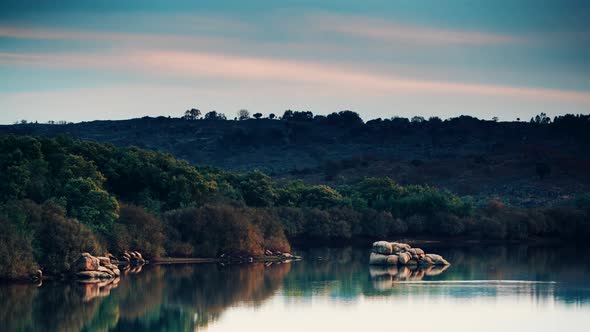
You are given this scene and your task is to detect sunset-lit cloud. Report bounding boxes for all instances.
[0,25,239,50]
[306,13,523,45]
[135,51,590,103]
[2,50,589,105]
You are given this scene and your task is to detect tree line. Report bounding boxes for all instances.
[179,108,588,125]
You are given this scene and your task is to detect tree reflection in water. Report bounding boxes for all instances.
[1,245,589,332]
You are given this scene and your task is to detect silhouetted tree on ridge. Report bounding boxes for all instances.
[204,111,227,120]
[238,109,250,120]
[183,108,201,120]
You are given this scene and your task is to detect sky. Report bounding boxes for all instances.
[0,0,589,124]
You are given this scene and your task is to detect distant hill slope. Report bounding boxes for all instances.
[2,113,589,207]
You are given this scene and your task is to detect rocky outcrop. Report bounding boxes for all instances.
[73,253,100,272]
[114,251,146,265]
[369,241,450,266]
[72,253,121,281]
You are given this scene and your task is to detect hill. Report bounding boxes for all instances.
[2,112,589,207]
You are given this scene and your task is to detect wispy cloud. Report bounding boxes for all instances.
[1,11,521,48]
[1,50,588,104]
[0,14,254,41]
[0,26,236,49]
[308,13,523,45]
[138,51,589,102]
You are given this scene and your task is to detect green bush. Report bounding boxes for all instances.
[34,201,104,274]
[63,177,119,233]
[435,213,466,236]
[478,217,507,239]
[406,215,426,234]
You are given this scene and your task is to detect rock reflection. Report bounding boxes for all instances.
[369,265,450,291]
[79,277,120,302]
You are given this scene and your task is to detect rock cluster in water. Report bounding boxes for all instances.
[73,251,146,281]
[369,241,450,266]
[73,253,121,280]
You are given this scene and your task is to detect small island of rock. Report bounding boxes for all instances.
[369,241,450,266]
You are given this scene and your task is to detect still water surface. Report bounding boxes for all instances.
[1,244,590,331]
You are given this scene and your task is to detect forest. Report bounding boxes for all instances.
[1,134,589,279]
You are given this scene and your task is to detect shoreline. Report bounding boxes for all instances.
[0,254,302,283]
[1,239,586,283]
[289,236,577,248]
[152,255,300,264]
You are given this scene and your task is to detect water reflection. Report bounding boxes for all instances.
[369,265,450,290]
[1,245,589,332]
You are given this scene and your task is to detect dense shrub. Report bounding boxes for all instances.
[272,207,299,236]
[406,215,426,234]
[164,205,288,257]
[63,177,119,233]
[478,217,508,239]
[33,201,104,274]
[546,206,590,240]
[247,209,290,253]
[302,208,333,239]
[111,204,166,258]
[0,200,104,277]
[392,186,472,218]
[435,213,467,236]
[0,216,37,279]
[359,210,391,238]
[231,171,276,207]
[473,200,590,240]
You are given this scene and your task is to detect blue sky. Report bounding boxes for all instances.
[1,0,589,123]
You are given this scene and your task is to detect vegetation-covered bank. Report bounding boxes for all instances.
[1,134,589,279]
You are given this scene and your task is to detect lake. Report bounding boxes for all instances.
[1,244,590,332]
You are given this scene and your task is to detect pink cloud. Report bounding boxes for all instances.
[0,26,240,51]
[135,51,590,103]
[1,50,589,104]
[308,13,522,45]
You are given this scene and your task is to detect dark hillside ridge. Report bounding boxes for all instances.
[2,113,589,207]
